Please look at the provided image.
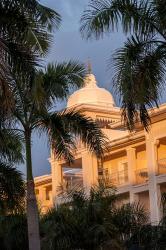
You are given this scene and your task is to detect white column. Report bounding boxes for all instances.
[146,135,161,224]
[82,151,98,193]
[126,148,137,203]
[50,159,63,205]
[126,148,136,185]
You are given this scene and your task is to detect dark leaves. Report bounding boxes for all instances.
[0,163,25,214]
[39,109,108,163]
[113,35,166,130]
[0,128,24,164]
[29,61,86,112]
[81,0,166,130]
[0,0,61,114]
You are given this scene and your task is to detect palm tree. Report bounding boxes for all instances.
[0,128,25,214]
[0,0,61,115]
[81,0,166,130]
[5,62,107,250]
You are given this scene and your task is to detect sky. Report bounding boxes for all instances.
[19,0,130,177]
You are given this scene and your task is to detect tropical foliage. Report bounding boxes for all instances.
[0,163,25,214]
[3,60,107,249]
[81,0,166,130]
[41,185,148,250]
[1,185,166,250]
[0,128,25,214]
[0,0,61,247]
[1,0,108,248]
[0,0,61,115]
[0,213,28,250]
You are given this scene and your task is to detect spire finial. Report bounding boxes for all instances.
[87,58,92,74]
[84,59,97,87]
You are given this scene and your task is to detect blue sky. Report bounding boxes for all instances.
[19,1,134,177]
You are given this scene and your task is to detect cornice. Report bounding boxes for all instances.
[68,103,121,115]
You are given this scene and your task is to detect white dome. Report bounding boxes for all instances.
[67,73,115,108]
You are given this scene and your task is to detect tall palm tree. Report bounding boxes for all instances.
[0,128,25,214]
[0,0,61,115]
[5,62,107,250]
[81,0,166,130]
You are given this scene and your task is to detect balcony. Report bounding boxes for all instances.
[135,168,148,185]
[56,177,83,196]
[64,177,83,191]
[55,177,83,205]
[157,158,166,175]
[99,169,129,186]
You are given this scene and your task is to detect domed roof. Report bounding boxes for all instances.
[67,73,115,108]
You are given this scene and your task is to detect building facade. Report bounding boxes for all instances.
[35,72,166,224]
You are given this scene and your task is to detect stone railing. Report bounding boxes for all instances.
[55,178,83,205]
[135,168,148,184]
[56,177,83,196]
[99,170,129,186]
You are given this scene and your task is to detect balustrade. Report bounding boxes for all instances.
[135,168,148,184]
[99,169,129,186]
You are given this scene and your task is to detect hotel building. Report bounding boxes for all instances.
[35,71,166,224]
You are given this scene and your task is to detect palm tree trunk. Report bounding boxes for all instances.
[25,129,41,250]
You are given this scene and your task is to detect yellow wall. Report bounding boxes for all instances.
[157,143,166,160]
[136,150,147,170]
[103,154,127,173]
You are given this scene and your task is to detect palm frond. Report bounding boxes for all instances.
[0,0,59,66]
[57,109,108,158]
[31,61,86,110]
[0,128,24,164]
[0,162,25,214]
[0,58,14,116]
[81,0,166,131]
[0,213,28,249]
[152,0,166,38]
[81,0,121,39]
[0,0,61,39]
[37,111,77,163]
[112,202,148,242]
[0,0,61,114]
[41,185,118,250]
[38,109,108,163]
[43,61,86,101]
[7,40,38,74]
[80,0,155,39]
[35,2,61,31]
[113,35,166,130]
